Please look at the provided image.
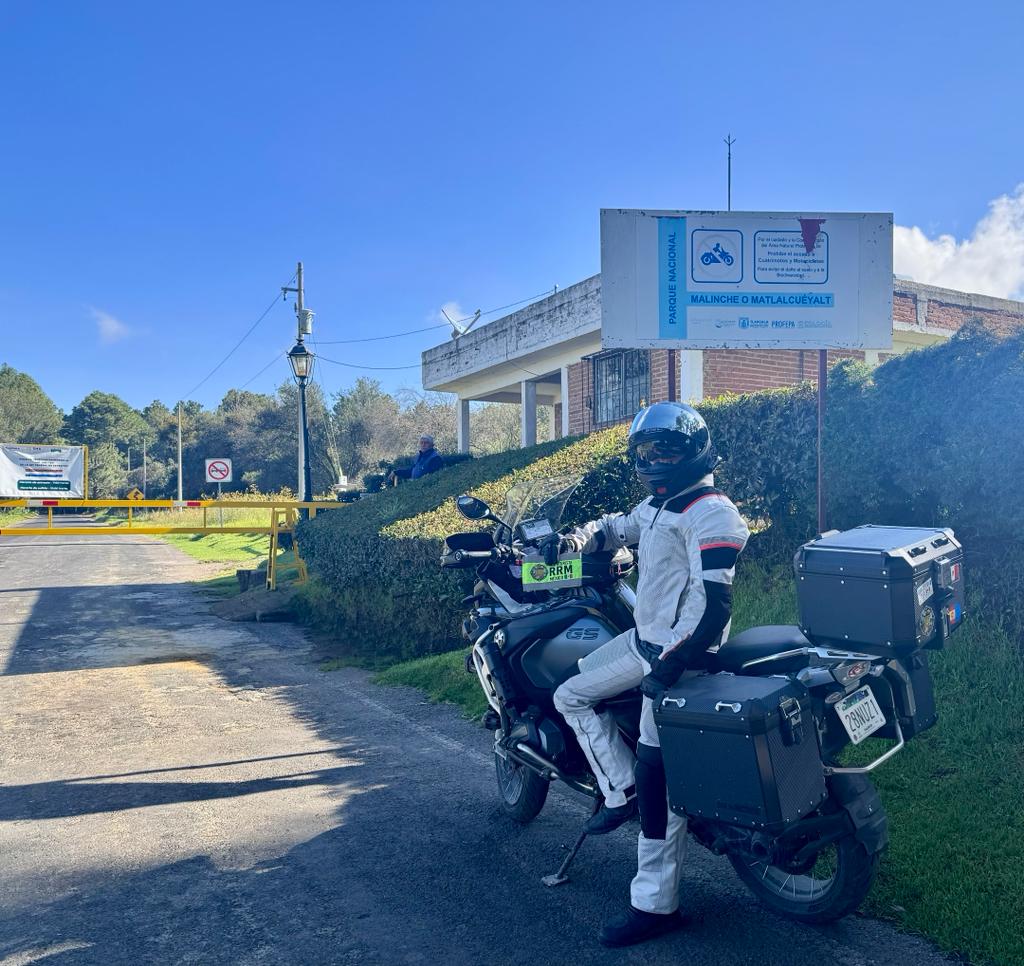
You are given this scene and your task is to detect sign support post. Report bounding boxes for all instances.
[817,350,827,533]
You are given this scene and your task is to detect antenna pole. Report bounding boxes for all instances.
[724,134,736,211]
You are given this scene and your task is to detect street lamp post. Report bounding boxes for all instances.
[288,340,314,506]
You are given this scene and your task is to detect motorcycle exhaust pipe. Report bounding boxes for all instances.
[507,742,601,798]
[748,832,773,861]
[509,742,560,781]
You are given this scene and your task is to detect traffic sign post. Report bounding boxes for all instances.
[205,459,233,527]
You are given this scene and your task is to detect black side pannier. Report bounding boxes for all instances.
[795,525,965,654]
[654,674,826,831]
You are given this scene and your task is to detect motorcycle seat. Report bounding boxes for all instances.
[712,625,811,674]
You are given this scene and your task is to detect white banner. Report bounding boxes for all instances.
[600,209,893,350]
[0,445,86,498]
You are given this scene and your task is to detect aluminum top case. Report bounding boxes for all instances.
[795,525,965,654]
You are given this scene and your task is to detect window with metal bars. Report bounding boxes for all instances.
[591,349,650,427]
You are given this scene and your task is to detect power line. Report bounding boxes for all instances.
[238,348,288,390]
[307,329,344,475]
[179,273,296,400]
[465,287,557,322]
[309,370,343,477]
[314,286,557,345]
[315,323,446,345]
[316,354,420,371]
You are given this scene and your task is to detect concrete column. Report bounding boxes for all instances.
[560,365,570,437]
[521,380,537,448]
[457,398,471,453]
[679,349,705,403]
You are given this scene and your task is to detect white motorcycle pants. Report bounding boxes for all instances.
[552,630,689,915]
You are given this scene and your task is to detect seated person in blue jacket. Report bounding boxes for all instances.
[390,434,444,483]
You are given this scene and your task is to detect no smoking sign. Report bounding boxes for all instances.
[205,458,233,483]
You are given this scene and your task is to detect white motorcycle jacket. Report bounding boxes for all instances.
[569,475,749,657]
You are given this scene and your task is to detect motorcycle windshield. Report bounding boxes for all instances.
[502,476,581,536]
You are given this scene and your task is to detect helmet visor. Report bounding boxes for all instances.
[634,439,693,464]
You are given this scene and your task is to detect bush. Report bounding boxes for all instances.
[825,323,1024,627]
[298,325,1024,663]
[296,432,634,664]
[295,393,816,663]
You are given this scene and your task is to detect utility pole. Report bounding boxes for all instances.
[724,134,736,211]
[143,438,148,498]
[177,402,183,501]
[295,263,305,502]
[283,262,314,509]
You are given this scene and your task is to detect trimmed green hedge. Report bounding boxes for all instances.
[296,389,821,663]
[298,325,1024,663]
[295,433,632,664]
[825,323,1024,625]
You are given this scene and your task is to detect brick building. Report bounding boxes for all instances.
[421,275,1024,450]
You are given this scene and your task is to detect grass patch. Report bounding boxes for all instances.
[373,563,1022,965]
[194,571,248,598]
[0,507,35,525]
[160,530,267,563]
[374,650,489,720]
[94,504,297,566]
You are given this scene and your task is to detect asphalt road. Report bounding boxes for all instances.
[0,516,958,965]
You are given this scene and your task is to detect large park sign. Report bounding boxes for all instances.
[0,444,87,498]
[600,209,893,350]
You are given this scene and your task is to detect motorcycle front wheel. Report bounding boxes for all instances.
[728,833,878,923]
[495,752,549,823]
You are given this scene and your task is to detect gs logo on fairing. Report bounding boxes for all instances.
[530,564,548,581]
[565,627,600,641]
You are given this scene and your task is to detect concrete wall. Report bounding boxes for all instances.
[422,276,600,396]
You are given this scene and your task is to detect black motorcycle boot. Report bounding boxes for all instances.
[584,787,637,835]
[598,906,685,948]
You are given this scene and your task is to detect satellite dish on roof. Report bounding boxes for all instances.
[444,307,481,340]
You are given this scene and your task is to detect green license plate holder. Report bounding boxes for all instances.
[521,553,584,590]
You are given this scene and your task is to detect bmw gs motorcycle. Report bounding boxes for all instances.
[442,477,965,923]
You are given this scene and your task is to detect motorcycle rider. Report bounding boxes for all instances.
[552,401,749,947]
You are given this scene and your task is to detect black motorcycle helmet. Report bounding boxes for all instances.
[627,402,718,498]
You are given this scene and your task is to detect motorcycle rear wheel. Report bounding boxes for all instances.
[494,752,549,823]
[728,834,878,923]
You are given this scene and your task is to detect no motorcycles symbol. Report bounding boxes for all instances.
[205,458,233,484]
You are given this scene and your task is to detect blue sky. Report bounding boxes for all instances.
[2,1,1023,413]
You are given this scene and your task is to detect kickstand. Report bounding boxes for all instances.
[541,798,601,888]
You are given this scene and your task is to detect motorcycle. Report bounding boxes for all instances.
[700,242,735,266]
[441,476,962,923]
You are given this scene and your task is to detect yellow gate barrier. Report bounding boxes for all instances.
[0,497,346,591]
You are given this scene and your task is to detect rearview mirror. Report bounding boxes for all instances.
[456,494,491,520]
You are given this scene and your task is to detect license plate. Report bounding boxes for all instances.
[835,685,886,745]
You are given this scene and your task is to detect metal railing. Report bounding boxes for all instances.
[0,497,347,590]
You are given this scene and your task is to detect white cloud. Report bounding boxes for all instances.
[434,300,483,336]
[435,300,466,326]
[91,307,131,344]
[894,185,1024,299]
